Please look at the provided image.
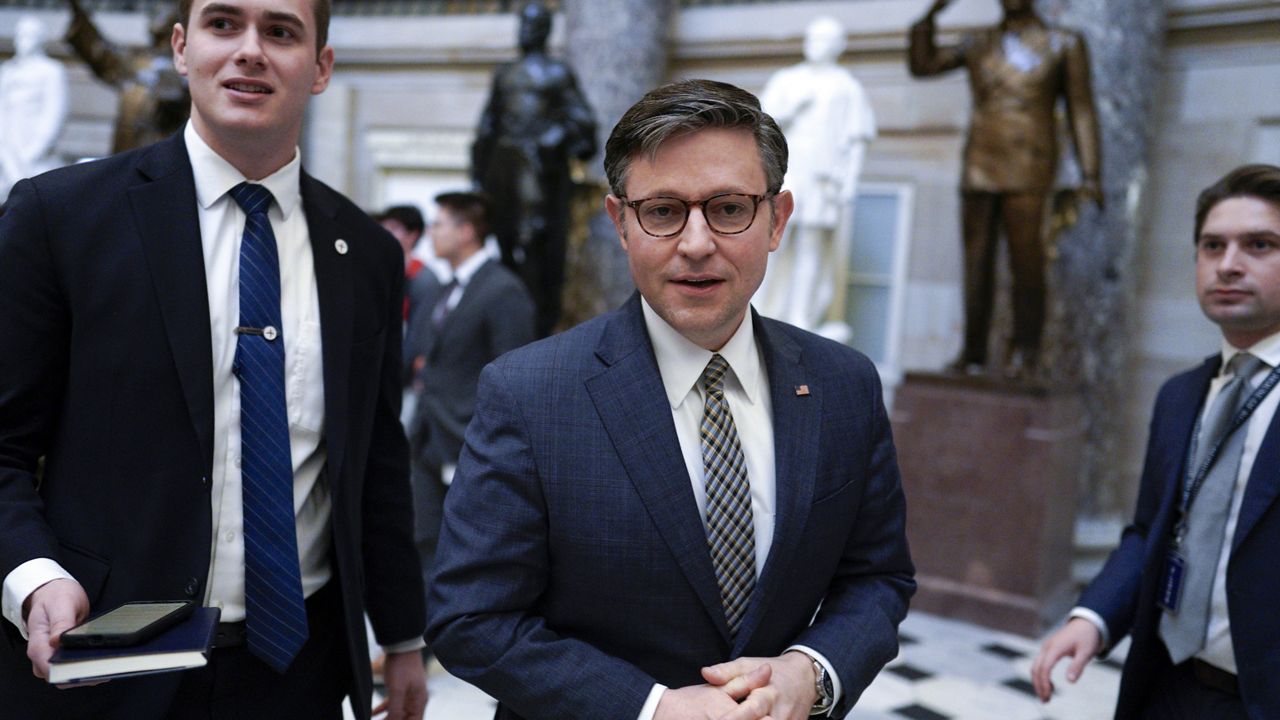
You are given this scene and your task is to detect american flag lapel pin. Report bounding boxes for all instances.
[795,384,810,396]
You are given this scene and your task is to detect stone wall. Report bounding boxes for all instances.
[3,0,1279,524]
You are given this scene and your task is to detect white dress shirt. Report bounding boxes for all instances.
[1071,329,1280,674]
[438,248,489,316]
[184,122,332,623]
[5,123,349,643]
[635,299,841,719]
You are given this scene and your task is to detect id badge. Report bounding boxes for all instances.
[1158,550,1186,614]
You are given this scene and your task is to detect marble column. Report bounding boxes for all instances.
[558,0,675,326]
[1038,0,1165,519]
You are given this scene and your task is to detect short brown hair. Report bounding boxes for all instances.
[435,191,491,243]
[376,205,425,235]
[1195,164,1280,242]
[603,79,788,198]
[178,0,331,52]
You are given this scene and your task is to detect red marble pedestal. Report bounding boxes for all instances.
[890,372,1084,635]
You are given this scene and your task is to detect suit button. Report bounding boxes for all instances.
[184,577,199,597]
[200,475,209,488]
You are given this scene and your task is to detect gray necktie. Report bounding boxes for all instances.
[1159,352,1266,663]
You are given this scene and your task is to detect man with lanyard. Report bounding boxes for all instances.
[1032,164,1280,718]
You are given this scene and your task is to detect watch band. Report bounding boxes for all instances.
[792,650,835,715]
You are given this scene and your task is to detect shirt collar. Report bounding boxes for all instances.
[1220,328,1280,376]
[450,250,489,287]
[184,121,303,220]
[640,297,763,409]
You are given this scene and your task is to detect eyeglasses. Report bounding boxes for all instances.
[621,193,772,237]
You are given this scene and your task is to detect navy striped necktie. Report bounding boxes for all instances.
[229,182,308,673]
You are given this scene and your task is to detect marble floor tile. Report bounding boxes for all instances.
[350,611,1125,719]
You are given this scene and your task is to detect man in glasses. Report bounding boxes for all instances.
[427,79,914,720]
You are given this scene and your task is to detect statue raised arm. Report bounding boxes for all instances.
[907,0,1102,378]
[65,0,188,153]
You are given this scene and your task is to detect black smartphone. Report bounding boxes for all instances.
[60,600,196,649]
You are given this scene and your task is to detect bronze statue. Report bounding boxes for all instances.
[909,0,1102,378]
[472,1,597,337]
[66,0,189,153]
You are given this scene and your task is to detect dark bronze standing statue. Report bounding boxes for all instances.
[472,1,597,337]
[909,0,1102,378]
[66,0,189,154]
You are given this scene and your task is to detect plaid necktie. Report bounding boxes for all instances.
[699,353,756,636]
[229,182,309,673]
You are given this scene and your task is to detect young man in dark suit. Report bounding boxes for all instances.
[1033,164,1280,719]
[427,79,915,720]
[0,1,427,717]
[399,191,534,650]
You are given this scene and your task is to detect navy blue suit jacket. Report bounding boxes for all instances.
[1078,355,1280,719]
[426,294,915,720]
[0,133,424,719]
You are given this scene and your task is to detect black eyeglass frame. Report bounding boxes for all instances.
[620,192,775,238]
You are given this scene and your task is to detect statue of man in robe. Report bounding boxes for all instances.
[910,0,1102,378]
[65,0,189,153]
[471,1,597,337]
[754,16,876,339]
[0,16,68,200]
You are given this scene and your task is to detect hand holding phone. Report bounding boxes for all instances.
[24,578,91,682]
[60,601,196,649]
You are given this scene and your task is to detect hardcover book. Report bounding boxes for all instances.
[48,606,220,685]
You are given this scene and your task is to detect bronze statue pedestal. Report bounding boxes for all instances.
[890,372,1083,635]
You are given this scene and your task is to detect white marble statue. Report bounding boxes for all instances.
[755,17,876,338]
[0,16,68,200]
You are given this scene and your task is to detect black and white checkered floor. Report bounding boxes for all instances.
[846,612,1125,720]
[358,611,1128,719]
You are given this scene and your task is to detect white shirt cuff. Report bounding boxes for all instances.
[636,683,666,720]
[381,636,427,655]
[3,558,75,640]
[1068,606,1111,649]
[787,644,842,715]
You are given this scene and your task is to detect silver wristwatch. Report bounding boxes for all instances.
[797,651,835,716]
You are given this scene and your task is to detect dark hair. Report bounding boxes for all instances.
[376,205,425,235]
[1195,164,1280,242]
[435,191,491,243]
[178,0,331,52]
[603,79,788,198]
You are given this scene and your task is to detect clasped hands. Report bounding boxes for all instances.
[655,652,819,720]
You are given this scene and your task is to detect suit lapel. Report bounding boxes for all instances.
[1167,357,1219,503]
[1234,369,1280,553]
[301,173,353,480]
[435,259,494,349]
[732,314,820,653]
[583,295,733,643]
[1150,353,1280,574]
[128,134,214,469]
